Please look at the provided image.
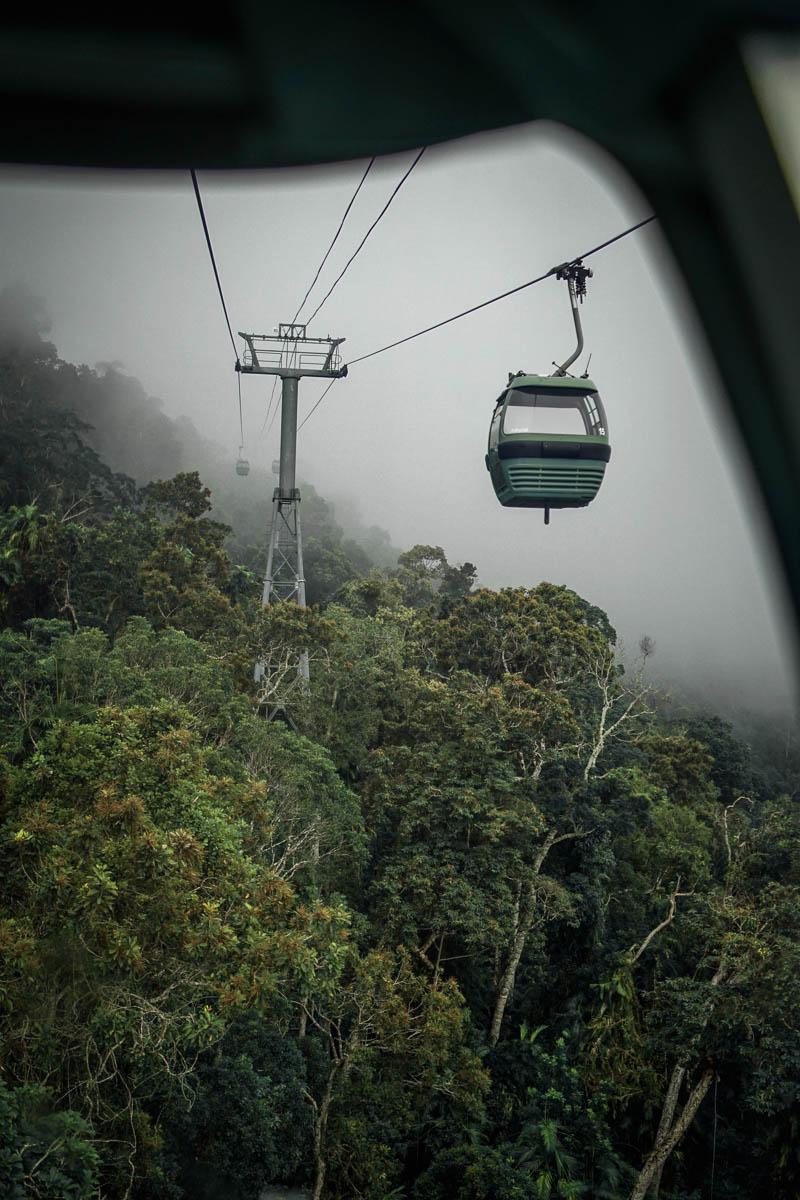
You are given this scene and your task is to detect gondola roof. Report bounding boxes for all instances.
[505,375,600,391]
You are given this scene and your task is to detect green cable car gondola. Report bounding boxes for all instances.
[486,260,610,523]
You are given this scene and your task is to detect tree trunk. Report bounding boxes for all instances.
[488,889,536,1047]
[584,682,612,780]
[648,1063,685,1198]
[311,1061,340,1200]
[488,831,558,1046]
[324,685,338,744]
[630,1067,714,1200]
[641,960,728,1197]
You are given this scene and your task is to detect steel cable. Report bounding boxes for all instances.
[348,214,657,368]
[304,147,426,326]
[260,157,377,438]
[299,213,657,429]
[190,169,244,442]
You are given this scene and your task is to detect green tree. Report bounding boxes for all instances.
[158,1014,312,1199]
[302,946,487,1200]
[0,1079,99,1200]
[0,703,353,1193]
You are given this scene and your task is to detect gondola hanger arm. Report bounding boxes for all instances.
[553,259,593,376]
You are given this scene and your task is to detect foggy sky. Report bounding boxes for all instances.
[0,121,795,714]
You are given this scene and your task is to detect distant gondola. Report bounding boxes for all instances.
[485,260,610,523]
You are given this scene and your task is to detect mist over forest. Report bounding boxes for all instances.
[0,275,792,730]
[0,283,400,596]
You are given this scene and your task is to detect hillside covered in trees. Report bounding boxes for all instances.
[1,287,799,1200]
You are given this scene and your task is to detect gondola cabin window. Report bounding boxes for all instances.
[502,388,602,436]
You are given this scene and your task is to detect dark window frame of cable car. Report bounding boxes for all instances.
[499,381,608,438]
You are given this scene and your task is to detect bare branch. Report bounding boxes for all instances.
[629,880,693,964]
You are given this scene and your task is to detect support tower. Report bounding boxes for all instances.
[238,325,346,689]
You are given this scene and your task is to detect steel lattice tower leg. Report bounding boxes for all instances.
[260,487,310,684]
[262,489,307,608]
[255,374,310,702]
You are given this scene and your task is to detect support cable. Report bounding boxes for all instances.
[348,266,556,368]
[191,170,240,365]
[237,372,244,444]
[304,147,426,326]
[191,169,244,444]
[260,157,376,438]
[261,378,280,437]
[298,213,656,429]
[572,213,657,260]
[298,377,338,432]
[348,214,656,368]
[293,157,376,322]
